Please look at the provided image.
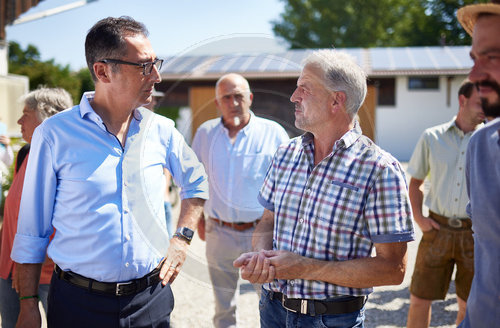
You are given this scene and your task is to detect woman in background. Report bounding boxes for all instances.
[0,87,73,328]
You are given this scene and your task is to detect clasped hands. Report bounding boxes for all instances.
[233,249,307,284]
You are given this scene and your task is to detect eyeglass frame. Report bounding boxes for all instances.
[99,58,164,76]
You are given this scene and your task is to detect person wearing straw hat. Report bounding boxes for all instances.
[457,1,500,326]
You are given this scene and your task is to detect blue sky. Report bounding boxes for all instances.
[6,0,287,70]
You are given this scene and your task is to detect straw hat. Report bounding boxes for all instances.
[457,1,500,36]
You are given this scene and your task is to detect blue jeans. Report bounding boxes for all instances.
[259,288,365,328]
[0,275,49,328]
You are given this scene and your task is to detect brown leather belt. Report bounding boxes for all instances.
[270,291,366,316]
[54,265,161,296]
[429,211,472,230]
[211,218,260,231]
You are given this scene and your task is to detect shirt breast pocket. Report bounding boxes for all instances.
[315,180,361,223]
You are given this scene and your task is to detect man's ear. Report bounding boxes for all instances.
[331,91,347,112]
[458,94,467,108]
[93,62,111,83]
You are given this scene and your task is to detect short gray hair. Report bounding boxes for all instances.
[22,87,73,121]
[303,50,367,118]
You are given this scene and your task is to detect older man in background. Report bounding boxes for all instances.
[192,73,288,328]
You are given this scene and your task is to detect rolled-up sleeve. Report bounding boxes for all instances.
[11,125,56,263]
[167,128,209,200]
[365,161,415,244]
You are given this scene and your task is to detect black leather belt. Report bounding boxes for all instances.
[270,291,366,316]
[54,265,161,296]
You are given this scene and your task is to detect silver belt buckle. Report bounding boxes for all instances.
[448,217,463,228]
[115,281,133,296]
[281,294,308,314]
[281,294,298,313]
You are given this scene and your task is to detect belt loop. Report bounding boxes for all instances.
[88,280,93,292]
[308,300,316,316]
[268,290,274,300]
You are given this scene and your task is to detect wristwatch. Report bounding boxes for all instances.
[174,227,194,244]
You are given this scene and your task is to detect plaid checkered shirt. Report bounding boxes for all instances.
[258,124,414,298]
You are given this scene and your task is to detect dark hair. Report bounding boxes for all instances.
[458,79,475,98]
[85,16,148,82]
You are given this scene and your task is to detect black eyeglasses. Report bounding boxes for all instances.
[99,58,163,76]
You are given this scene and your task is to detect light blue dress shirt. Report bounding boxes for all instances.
[462,117,500,327]
[11,92,208,282]
[192,112,288,222]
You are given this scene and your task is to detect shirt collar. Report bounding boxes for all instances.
[448,116,484,136]
[301,120,362,151]
[219,110,255,136]
[79,91,143,122]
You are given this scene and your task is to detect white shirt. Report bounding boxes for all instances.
[192,112,288,222]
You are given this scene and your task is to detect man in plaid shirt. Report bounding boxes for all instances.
[234,49,414,327]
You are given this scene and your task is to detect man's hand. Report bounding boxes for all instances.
[197,217,205,241]
[16,299,41,328]
[414,214,440,232]
[265,250,309,280]
[234,251,275,284]
[159,237,189,285]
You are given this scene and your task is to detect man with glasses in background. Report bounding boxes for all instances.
[11,16,208,328]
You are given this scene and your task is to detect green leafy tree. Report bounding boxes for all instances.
[75,68,94,97]
[272,0,488,48]
[8,41,87,103]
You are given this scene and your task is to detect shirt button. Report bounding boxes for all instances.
[125,262,129,267]
[125,235,131,241]
[455,198,458,202]
[459,167,463,171]
[124,208,129,214]
[457,183,460,187]
[290,280,295,285]
[299,218,304,224]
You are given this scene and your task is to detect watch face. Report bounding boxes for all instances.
[183,228,194,239]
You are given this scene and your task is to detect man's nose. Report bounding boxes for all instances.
[151,64,162,83]
[468,62,487,84]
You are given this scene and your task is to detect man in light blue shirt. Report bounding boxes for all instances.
[192,73,288,328]
[11,17,208,328]
[457,2,500,327]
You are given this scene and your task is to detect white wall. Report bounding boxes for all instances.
[0,41,7,76]
[0,74,29,136]
[375,75,467,161]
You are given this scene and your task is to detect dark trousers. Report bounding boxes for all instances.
[47,271,174,328]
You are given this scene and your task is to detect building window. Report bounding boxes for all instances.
[371,78,396,106]
[408,77,439,90]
